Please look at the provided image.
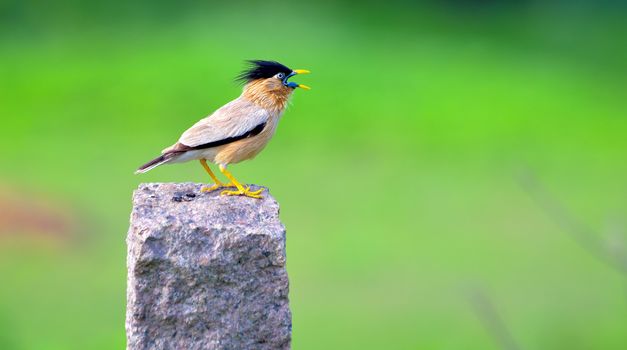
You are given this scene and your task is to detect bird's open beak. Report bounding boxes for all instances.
[284,69,311,90]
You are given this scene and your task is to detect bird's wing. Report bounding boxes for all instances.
[163,98,270,153]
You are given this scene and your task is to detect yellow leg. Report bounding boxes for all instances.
[218,164,264,199]
[199,160,235,193]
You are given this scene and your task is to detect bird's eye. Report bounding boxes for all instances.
[277,73,285,79]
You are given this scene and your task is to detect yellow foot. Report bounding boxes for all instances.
[220,186,264,199]
[201,183,236,193]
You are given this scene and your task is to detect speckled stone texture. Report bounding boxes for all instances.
[126,183,290,350]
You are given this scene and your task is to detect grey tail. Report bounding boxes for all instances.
[135,153,175,174]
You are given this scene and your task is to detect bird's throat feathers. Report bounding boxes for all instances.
[242,79,293,112]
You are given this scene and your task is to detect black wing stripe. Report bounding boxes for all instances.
[187,122,266,150]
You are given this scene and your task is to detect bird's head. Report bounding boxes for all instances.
[237,60,311,97]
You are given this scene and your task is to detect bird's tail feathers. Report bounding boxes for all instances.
[135,153,176,174]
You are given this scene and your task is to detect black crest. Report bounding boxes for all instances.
[236,60,292,83]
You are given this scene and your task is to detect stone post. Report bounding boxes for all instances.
[126,183,290,350]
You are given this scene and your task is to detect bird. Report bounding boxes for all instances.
[135,60,310,199]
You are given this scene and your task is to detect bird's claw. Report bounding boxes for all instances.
[201,183,236,193]
[220,186,264,199]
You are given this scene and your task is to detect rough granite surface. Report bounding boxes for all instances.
[126,183,290,350]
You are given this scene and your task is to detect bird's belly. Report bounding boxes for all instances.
[214,127,275,165]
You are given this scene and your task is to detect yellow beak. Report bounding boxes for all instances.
[291,69,311,90]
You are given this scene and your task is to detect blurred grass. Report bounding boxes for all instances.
[1,1,627,349]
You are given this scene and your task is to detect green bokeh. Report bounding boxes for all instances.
[1,1,626,349]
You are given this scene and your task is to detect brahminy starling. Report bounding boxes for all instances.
[135,60,310,198]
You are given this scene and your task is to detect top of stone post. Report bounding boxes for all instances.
[130,182,282,232]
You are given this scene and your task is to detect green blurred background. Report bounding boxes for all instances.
[1,0,626,349]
